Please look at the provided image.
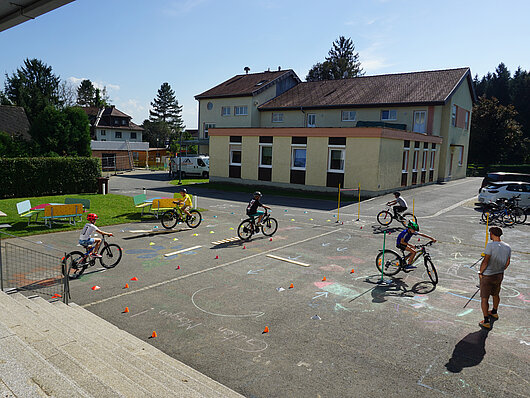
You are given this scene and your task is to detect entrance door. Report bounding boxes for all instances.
[413,111,426,133]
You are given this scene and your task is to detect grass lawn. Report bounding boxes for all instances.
[0,193,147,238]
[170,178,209,186]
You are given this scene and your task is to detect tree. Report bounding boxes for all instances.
[306,36,364,81]
[29,106,91,156]
[142,119,171,148]
[149,82,185,133]
[76,79,96,106]
[0,132,32,157]
[469,96,527,165]
[3,58,61,122]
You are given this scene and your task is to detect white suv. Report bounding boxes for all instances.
[478,182,530,207]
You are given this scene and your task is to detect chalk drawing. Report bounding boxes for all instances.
[191,287,265,318]
[314,281,334,289]
[520,340,530,346]
[457,309,473,317]
[321,243,330,247]
[216,327,268,353]
[312,292,329,300]
[336,234,351,242]
[452,236,462,244]
[158,310,203,330]
[288,255,302,260]
[336,247,348,252]
[252,354,271,366]
[451,252,463,259]
[297,361,312,371]
[334,303,351,312]
[247,269,264,275]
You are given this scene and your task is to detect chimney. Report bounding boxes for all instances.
[267,68,270,72]
[278,66,281,71]
[244,66,250,74]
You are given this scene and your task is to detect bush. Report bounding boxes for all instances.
[468,164,530,177]
[0,157,101,198]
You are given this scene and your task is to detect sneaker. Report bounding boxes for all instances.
[91,253,102,258]
[488,311,499,320]
[479,319,491,329]
[254,226,260,233]
[403,265,417,271]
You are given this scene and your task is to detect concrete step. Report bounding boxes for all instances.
[9,292,159,398]
[0,321,90,398]
[69,303,244,398]
[33,297,203,398]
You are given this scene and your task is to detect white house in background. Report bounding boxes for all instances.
[83,106,144,142]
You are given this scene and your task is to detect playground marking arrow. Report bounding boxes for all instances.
[247,269,264,275]
[312,291,329,300]
[164,245,202,257]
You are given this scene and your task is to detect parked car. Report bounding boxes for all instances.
[479,172,530,192]
[478,181,530,207]
[169,155,209,179]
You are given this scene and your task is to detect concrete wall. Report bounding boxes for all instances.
[305,137,328,187]
[209,135,229,178]
[272,136,291,183]
[241,136,259,180]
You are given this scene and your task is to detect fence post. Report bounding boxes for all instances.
[0,238,3,292]
[337,184,341,223]
[357,183,361,221]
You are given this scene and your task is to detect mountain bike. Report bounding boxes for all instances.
[481,204,516,227]
[237,209,278,241]
[377,205,417,227]
[64,235,123,279]
[482,195,525,225]
[161,202,202,229]
[375,241,438,284]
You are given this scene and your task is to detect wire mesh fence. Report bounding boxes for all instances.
[0,240,68,302]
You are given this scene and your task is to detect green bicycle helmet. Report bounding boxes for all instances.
[407,221,419,231]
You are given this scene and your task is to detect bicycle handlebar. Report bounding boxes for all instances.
[415,241,435,249]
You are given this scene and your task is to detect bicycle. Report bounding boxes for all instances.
[64,235,123,279]
[481,203,515,227]
[161,202,202,229]
[375,241,438,284]
[237,209,278,241]
[377,204,417,227]
[482,195,525,225]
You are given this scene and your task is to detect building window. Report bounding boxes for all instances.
[115,131,122,139]
[430,149,436,170]
[412,149,419,171]
[102,153,116,169]
[307,113,316,127]
[122,119,127,126]
[451,104,457,127]
[272,113,284,123]
[413,111,426,133]
[207,102,213,110]
[229,144,241,165]
[431,143,436,150]
[458,146,464,166]
[100,130,106,136]
[204,123,215,138]
[291,146,306,170]
[114,119,119,126]
[221,106,230,116]
[234,106,248,116]
[131,132,137,140]
[341,111,356,121]
[422,149,428,170]
[464,111,470,130]
[381,110,397,121]
[259,144,273,167]
[328,147,345,172]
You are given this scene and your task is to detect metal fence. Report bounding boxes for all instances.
[0,240,69,303]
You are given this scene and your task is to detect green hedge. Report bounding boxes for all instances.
[0,157,101,198]
[467,164,530,177]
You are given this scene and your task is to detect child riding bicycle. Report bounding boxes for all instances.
[396,221,436,270]
[175,188,193,218]
[246,191,270,227]
[79,213,113,258]
[387,192,408,220]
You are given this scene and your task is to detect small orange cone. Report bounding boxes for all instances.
[176,265,180,269]
[262,326,269,334]
[350,269,355,274]
[360,226,363,229]
[243,246,246,249]
[289,283,294,289]
[130,277,138,281]
[151,331,157,338]
[123,307,129,313]
[215,255,219,259]
[91,285,100,291]
[322,277,327,281]
[269,238,272,241]
[124,283,129,289]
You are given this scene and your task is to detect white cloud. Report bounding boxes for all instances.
[117,99,147,123]
[67,76,120,91]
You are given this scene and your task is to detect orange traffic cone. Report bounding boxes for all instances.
[176,265,180,270]
[123,307,129,313]
[243,246,246,249]
[151,331,157,338]
[130,277,138,281]
[289,283,294,289]
[124,283,129,289]
[91,285,100,291]
[322,277,327,281]
[350,269,355,274]
[215,255,219,259]
[262,326,269,334]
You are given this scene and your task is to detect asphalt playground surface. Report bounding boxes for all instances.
[21,171,530,397]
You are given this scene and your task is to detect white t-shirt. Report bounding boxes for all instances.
[396,197,407,208]
[79,223,98,240]
[483,241,511,275]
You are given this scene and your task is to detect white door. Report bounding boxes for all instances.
[413,111,426,133]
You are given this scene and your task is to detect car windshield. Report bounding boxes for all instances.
[204,158,209,165]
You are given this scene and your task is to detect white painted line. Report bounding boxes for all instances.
[82,228,340,308]
[164,245,202,257]
[266,254,310,267]
[422,196,476,218]
[129,230,155,233]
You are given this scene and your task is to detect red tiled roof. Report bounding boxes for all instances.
[195,69,300,99]
[259,67,474,110]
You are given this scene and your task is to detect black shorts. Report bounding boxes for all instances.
[397,243,407,251]
[394,206,407,213]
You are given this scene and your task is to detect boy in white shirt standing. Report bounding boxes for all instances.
[79,213,113,258]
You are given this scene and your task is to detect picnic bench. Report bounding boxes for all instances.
[151,199,177,218]
[64,198,91,221]
[16,200,41,225]
[42,204,84,228]
[133,194,152,216]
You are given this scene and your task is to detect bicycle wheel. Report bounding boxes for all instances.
[424,257,438,284]
[511,207,527,224]
[501,212,515,227]
[375,250,402,276]
[186,210,202,228]
[99,244,122,268]
[376,210,393,226]
[65,251,86,279]
[481,210,492,223]
[261,217,278,236]
[401,213,417,227]
[161,210,178,229]
[237,219,254,241]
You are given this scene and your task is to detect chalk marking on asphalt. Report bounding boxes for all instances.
[82,228,340,308]
[266,254,310,267]
[130,308,152,318]
[446,292,525,309]
[164,245,202,257]
[422,196,476,219]
[191,287,265,318]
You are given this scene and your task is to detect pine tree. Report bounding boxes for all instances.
[76,79,96,106]
[149,82,185,133]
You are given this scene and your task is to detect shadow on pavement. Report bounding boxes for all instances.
[371,225,403,235]
[445,329,490,373]
[355,276,437,303]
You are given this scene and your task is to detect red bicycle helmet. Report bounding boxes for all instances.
[87,213,98,222]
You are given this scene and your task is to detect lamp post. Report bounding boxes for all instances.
[178,129,182,185]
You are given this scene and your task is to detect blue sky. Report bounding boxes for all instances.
[1,0,529,129]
